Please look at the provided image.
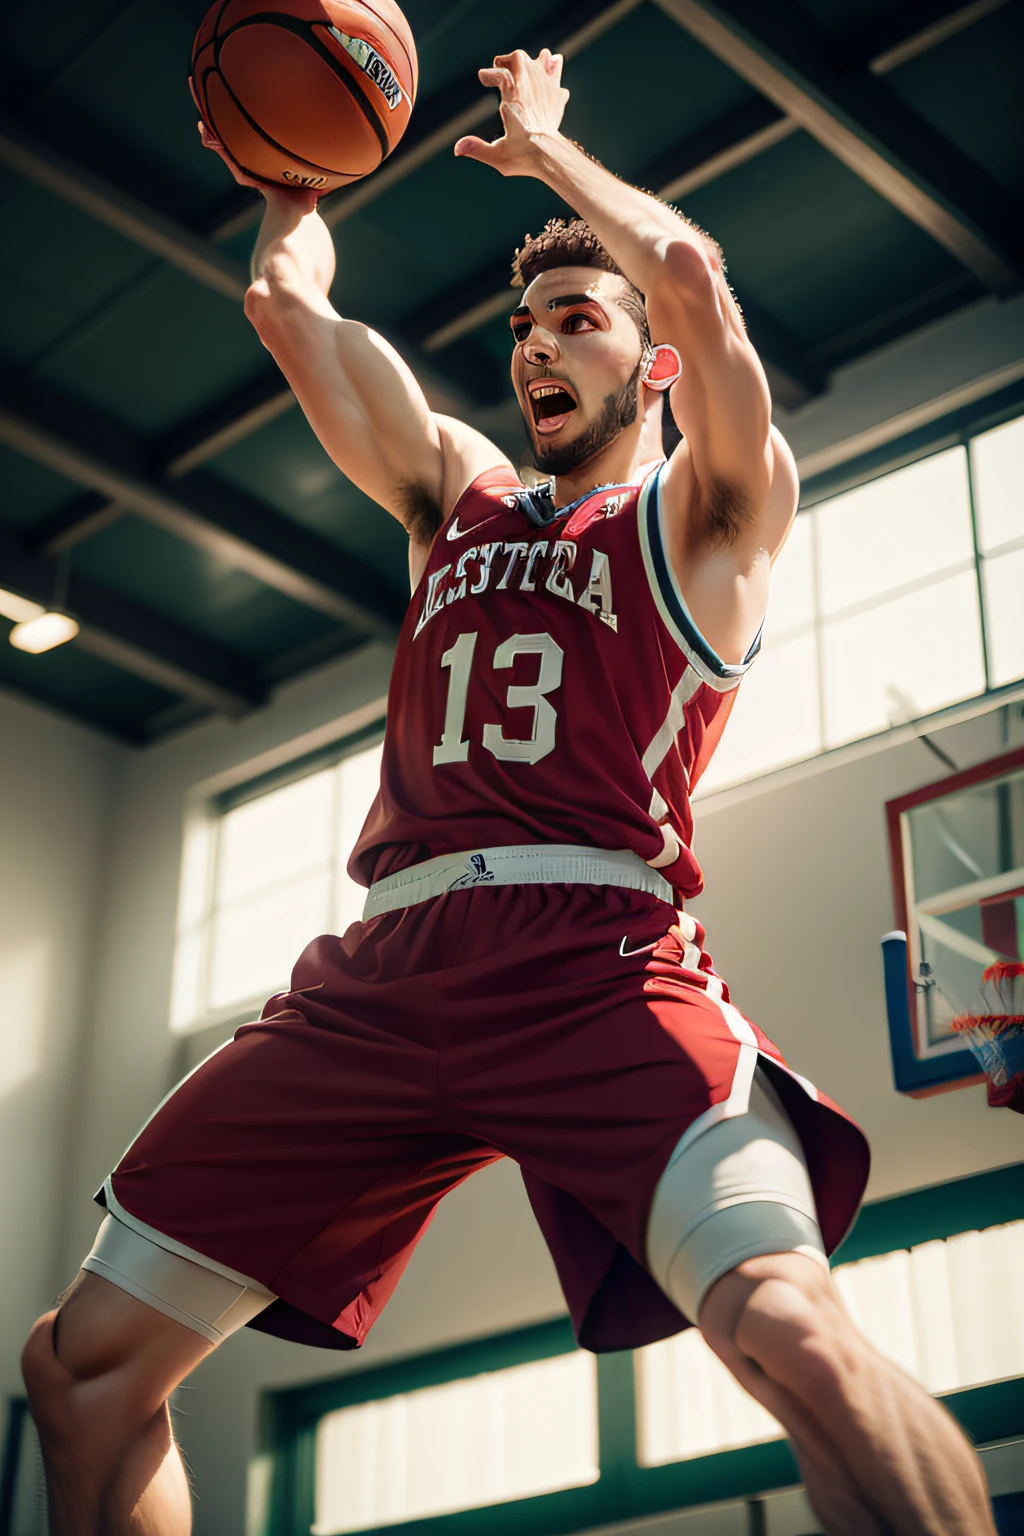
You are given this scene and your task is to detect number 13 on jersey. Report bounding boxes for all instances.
[433,631,564,767]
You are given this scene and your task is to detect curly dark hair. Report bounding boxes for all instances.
[512,216,623,289]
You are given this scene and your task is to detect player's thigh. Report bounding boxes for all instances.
[58,1270,213,1384]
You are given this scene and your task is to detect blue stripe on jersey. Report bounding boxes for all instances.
[640,464,763,690]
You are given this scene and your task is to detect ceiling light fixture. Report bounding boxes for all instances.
[0,588,45,626]
[0,579,80,655]
[9,611,80,654]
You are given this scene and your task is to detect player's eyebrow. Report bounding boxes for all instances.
[546,292,601,311]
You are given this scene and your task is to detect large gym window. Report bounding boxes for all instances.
[314,1351,598,1534]
[696,409,1024,797]
[169,726,384,1034]
[254,1166,1024,1536]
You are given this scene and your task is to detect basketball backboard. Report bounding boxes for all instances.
[882,746,1024,1096]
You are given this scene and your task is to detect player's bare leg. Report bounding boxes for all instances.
[699,1252,995,1536]
[22,1273,210,1535]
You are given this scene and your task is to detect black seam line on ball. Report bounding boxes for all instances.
[192,0,234,68]
[211,65,370,181]
[311,22,392,159]
[211,13,391,161]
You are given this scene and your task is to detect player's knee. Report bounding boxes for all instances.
[21,1309,94,1451]
[701,1256,859,1405]
[23,1277,172,1451]
[730,1271,862,1410]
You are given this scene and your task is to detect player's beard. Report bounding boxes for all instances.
[528,360,643,478]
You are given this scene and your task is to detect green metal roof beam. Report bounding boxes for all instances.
[154,336,502,486]
[38,339,506,558]
[160,374,298,480]
[653,0,1024,296]
[29,492,128,556]
[645,99,798,205]
[853,0,1013,76]
[0,529,266,717]
[0,115,249,303]
[0,372,403,639]
[730,295,827,410]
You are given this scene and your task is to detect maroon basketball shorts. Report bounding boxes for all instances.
[103,878,869,1353]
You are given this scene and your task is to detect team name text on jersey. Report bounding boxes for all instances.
[414,538,617,639]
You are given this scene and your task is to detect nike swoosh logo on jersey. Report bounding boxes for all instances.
[445,511,505,541]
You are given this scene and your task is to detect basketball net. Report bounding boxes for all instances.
[950,961,1024,1113]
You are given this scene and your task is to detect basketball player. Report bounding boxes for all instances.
[23,47,994,1536]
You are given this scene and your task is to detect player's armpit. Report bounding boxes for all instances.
[659,426,798,667]
[405,414,518,591]
[246,284,513,567]
[433,414,517,519]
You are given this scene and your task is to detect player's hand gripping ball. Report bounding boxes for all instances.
[190,0,417,193]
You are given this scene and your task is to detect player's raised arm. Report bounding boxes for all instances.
[202,128,512,567]
[455,49,798,663]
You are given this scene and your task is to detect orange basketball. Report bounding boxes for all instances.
[190,0,417,192]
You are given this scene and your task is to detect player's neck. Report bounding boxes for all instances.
[550,407,660,506]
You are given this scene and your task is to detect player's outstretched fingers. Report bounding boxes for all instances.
[453,132,503,167]
[477,66,515,97]
[492,49,525,70]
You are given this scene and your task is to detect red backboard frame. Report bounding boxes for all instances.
[885,744,1024,1097]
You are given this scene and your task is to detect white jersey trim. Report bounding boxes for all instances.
[642,666,702,819]
[636,464,761,693]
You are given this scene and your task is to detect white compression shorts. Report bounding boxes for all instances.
[646,1066,828,1323]
[83,1192,276,1346]
[83,1068,824,1345]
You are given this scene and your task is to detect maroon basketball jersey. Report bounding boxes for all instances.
[350,462,760,899]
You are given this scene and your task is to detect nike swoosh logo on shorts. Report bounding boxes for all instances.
[619,936,658,958]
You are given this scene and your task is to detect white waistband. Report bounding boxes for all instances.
[362,843,674,920]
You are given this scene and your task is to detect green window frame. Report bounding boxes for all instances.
[253,1161,1024,1536]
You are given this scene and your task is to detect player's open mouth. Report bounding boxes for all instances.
[527,378,578,435]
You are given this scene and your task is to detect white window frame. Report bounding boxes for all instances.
[168,699,386,1037]
[694,403,1024,807]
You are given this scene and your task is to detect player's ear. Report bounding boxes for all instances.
[643,344,682,393]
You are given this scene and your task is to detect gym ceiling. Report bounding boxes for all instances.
[0,0,1021,743]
